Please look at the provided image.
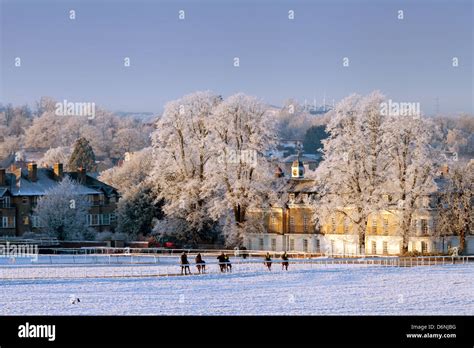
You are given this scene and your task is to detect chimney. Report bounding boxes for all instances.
[53,163,63,180]
[77,167,86,184]
[0,169,5,186]
[27,163,37,182]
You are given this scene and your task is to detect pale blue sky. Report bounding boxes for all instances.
[1,0,472,114]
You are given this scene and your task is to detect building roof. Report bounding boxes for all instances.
[282,154,321,163]
[285,178,317,193]
[0,168,117,197]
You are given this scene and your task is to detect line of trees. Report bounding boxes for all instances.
[149,92,278,247]
[314,92,472,254]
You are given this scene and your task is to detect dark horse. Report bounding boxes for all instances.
[195,253,206,274]
[217,253,231,272]
[264,253,272,271]
[281,252,289,271]
[180,252,191,275]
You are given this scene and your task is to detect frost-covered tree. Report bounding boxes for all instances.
[0,135,22,160]
[314,92,389,253]
[150,91,222,243]
[34,177,93,240]
[68,137,97,172]
[99,147,153,193]
[383,114,438,253]
[24,111,65,149]
[113,127,148,154]
[40,146,71,169]
[206,93,278,246]
[436,161,473,253]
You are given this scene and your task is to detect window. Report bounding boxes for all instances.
[271,214,276,225]
[421,241,427,254]
[303,239,308,252]
[331,217,336,233]
[89,195,104,206]
[271,238,276,251]
[316,239,321,253]
[383,217,389,234]
[371,241,377,254]
[343,218,349,234]
[22,197,28,205]
[110,213,116,223]
[290,216,295,232]
[371,217,377,234]
[102,214,111,226]
[259,238,264,250]
[303,215,308,232]
[0,196,10,208]
[1,216,15,228]
[383,241,388,255]
[421,219,428,235]
[31,196,39,207]
[87,214,111,226]
[290,239,295,251]
[88,214,99,226]
[32,216,42,228]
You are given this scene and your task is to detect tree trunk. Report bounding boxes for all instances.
[359,223,366,254]
[459,228,465,254]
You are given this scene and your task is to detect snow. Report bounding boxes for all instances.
[0,262,472,315]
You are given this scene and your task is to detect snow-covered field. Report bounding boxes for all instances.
[0,262,472,315]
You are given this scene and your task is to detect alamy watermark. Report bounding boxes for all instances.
[380,99,421,117]
[217,149,258,167]
[0,242,39,262]
[55,99,95,120]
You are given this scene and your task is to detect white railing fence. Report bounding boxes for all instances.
[0,254,472,280]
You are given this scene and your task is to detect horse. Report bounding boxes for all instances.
[196,261,206,274]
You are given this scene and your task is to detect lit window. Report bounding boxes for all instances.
[421,219,428,235]
[303,239,308,252]
[371,217,377,234]
[383,217,389,234]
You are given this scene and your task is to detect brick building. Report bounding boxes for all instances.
[0,163,118,236]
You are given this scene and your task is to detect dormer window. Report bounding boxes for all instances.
[0,196,10,208]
